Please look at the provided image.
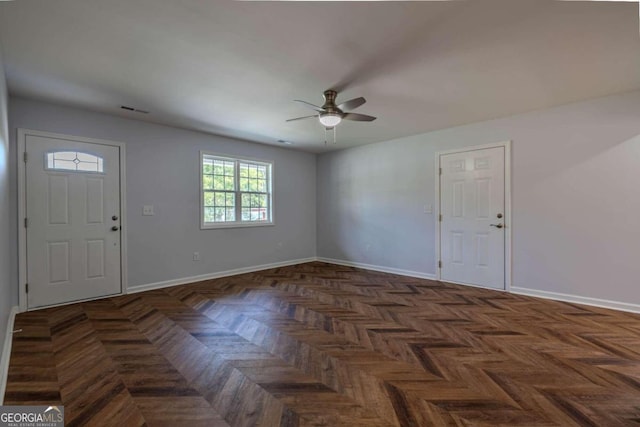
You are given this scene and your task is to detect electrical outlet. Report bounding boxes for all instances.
[142,205,155,216]
[193,252,200,262]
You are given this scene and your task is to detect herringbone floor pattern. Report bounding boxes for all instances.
[5,262,640,426]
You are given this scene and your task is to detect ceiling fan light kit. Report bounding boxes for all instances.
[319,112,342,127]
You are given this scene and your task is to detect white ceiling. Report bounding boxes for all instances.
[0,0,639,152]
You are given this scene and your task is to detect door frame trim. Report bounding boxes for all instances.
[17,128,128,312]
[434,140,512,291]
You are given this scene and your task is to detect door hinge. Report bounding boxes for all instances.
[24,218,28,228]
[439,167,442,175]
[25,283,28,294]
[23,152,27,163]
[439,214,442,222]
[438,261,442,268]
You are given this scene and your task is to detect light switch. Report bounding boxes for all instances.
[423,204,433,214]
[142,205,154,216]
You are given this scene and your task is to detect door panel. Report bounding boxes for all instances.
[86,178,104,223]
[475,232,490,267]
[48,175,69,224]
[475,179,491,218]
[86,239,106,279]
[26,135,121,309]
[47,241,70,283]
[440,146,505,289]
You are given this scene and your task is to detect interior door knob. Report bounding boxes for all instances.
[490,223,504,229]
[112,215,119,221]
[111,226,120,231]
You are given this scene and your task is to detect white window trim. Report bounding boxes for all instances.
[200,151,275,230]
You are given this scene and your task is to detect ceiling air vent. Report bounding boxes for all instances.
[120,105,149,114]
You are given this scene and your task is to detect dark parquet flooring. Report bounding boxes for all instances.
[4,262,640,426]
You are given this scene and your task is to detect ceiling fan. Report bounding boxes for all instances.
[286,90,376,128]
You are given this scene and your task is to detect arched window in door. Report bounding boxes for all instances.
[46,151,104,173]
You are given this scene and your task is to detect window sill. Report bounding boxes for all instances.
[200,221,275,230]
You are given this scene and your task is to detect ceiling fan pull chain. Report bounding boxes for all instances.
[333,126,337,144]
[324,127,328,145]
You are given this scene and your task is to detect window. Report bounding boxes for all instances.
[201,152,273,228]
[46,151,104,173]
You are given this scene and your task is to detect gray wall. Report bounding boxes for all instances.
[318,90,640,305]
[7,89,640,310]
[9,97,316,289]
[0,41,12,357]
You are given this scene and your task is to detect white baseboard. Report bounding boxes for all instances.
[0,306,19,405]
[120,255,640,315]
[317,259,640,314]
[511,287,640,314]
[127,257,318,294]
[316,257,437,280]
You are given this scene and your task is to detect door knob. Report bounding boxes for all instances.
[112,215,119,221]
[490,223,504,229]
[111,226,120,231]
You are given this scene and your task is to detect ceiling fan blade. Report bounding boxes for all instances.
[293,100,325,112]
[343,113,376,122]
[337,97,366,111]
[286,114,317,122]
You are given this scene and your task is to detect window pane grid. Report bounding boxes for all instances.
[203,159,235,192]
[240,192,269,222]
[202,155,272,226]
[203,189,236,223]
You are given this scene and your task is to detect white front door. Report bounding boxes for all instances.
[25,134,122,309]
[439,146,506,289]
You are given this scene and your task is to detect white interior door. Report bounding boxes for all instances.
[25,134,122,309]
[439,146,505,289]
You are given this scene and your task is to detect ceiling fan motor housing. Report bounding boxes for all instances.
[321,90,342,115]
